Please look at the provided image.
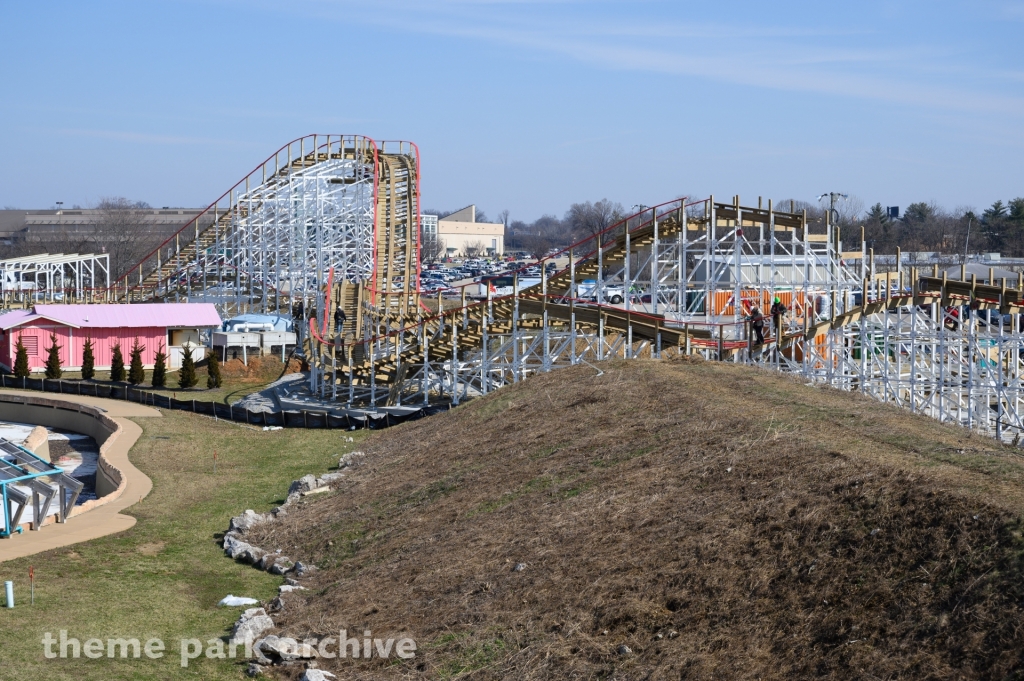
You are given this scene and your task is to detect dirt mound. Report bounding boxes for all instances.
[246,361,1024,680]
[218,355,303,380]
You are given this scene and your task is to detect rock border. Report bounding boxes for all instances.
[221,451,366,675]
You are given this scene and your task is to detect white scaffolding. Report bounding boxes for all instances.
[304,197,1024,448]
[0,252,110,304]
[97,136,1022,448]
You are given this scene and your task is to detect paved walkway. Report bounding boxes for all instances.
[0,391,160,563]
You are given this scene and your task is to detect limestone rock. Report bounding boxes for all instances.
[224,535,257,561]
[258,553,282,571]
[256,635,319,662]
[338,451,365,469]
[230,608,274,645]
[238,545,266,565]
[289,475,319,495]
[269,559,294,575]
[293,561,318,578]
[301,671,337,681]
[231,510,269,533]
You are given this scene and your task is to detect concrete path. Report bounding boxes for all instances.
[0,391,160,563]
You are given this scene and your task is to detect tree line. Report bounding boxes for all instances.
[12,333,222,389]
[851,199,1024,258]
[0,197,197,280]
[444,196,1024,260]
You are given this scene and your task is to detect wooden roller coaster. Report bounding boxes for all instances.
[26,135,1022,445]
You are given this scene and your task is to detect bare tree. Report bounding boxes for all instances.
[421,233,446,263]
[564,199,625,242]
[95,197,156,279]
[520,234,554,260]
[464,240,486,258]
[422,208,452,219]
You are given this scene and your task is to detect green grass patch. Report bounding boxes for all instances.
[468,475,570,517]
[591,444,656,468]
[434,635,508,679]
[0,408,367,680]
[528,445,560,460]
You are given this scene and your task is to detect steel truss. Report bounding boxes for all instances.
[306,196,1024,448]
[100,141,1022,447]
[114,135,420,321]
[0,252,110,306]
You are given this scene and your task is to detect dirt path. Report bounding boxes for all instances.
[0,391,160,563]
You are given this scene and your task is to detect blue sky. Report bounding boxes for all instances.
[1,0,1021,221]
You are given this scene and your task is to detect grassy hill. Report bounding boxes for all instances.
[246,358,1024,680]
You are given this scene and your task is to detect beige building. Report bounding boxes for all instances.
[425,205,504,257]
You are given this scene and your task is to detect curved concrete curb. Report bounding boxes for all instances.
[0,390,161,563]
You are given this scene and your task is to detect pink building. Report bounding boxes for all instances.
[0,304,222,372]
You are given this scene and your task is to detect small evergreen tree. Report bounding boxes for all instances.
[206,348,222,389]
[151,344,167,388]
[127,337,146,385]
[13,338,29,378]
[110,342,125,382]
[44,333,62,380]
[81,336,95,380]
[178,345,198,389]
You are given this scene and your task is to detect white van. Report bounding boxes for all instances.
[475,275,542,298]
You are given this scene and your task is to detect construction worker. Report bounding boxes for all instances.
[770,296,787,336]
[747,305,766,345]
[335,307,347,335]
[944,305,959,331]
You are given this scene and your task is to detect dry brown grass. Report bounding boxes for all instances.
[246,360,1024,680]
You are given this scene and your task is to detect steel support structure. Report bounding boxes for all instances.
[101,141,1024,448]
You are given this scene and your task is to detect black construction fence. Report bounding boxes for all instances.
[0,375,450,431]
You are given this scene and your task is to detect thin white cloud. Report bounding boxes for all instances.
[46,128,256,147]
[240,0,1024,117]
[187,0,1023,126]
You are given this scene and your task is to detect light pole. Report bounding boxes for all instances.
[963,215,973,265]
[54,202,64,303]
[817,193,847,228]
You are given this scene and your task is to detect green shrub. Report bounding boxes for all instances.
[128,337,146,385]
[206,348,222,389]
[13,338,29,378]
[110,342,125,382]
[44,333,62,380]
[81,337,95,380]
[178,345,198,389]
[152,345,167,388]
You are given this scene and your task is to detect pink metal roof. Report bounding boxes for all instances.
[0,304,222,331]
[0,310,40,330]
